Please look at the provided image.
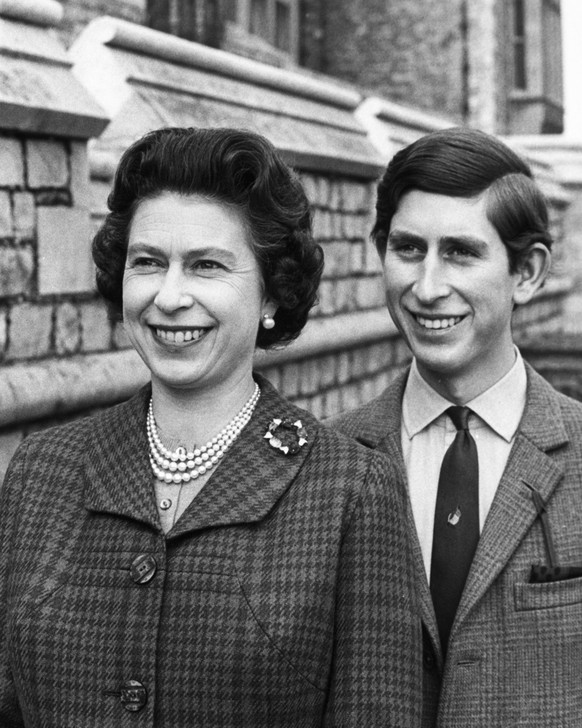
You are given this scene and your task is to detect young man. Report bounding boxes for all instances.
[330,127,582,727]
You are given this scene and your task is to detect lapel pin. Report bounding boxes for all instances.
[264,418,308,455]
[447,507,462,526]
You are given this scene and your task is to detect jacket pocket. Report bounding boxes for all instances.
[514,575,582,611]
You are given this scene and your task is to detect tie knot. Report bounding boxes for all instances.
[447,406,471,431]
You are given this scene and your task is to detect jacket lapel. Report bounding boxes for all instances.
[168,377,315,538]
[82,377,316,538]
[453,364,568,633]
[83,385,161,530]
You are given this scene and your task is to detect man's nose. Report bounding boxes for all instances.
[411,258,449,304]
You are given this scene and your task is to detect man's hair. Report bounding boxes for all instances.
[372,127,553,272]
[92,126,323,348]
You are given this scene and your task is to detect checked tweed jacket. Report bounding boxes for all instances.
[0,375,422,728]
[330,363,582,728]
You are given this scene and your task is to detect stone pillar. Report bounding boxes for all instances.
[0,0,108,477]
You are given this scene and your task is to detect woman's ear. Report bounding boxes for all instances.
[512,243,552,306]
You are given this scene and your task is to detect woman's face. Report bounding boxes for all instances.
[123,192,273,398]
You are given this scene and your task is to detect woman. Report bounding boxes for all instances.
[0,127,420,727]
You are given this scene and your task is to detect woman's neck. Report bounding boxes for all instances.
[149,373,257,446]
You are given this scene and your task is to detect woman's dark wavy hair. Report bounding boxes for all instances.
[372,127,552,273]
[92,126,324,348]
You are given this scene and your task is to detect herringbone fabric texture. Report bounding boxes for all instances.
[330,363,582,728]
[0,375,422,728]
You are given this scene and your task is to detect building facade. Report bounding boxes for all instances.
[58,0,564,135]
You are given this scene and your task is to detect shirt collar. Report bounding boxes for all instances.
[402,348,527,443]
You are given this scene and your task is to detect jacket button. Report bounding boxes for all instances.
[120,680,148,712]
[130,554,157,584]
[423,650,436,671]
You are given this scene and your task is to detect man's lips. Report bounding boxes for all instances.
[150,326,212,344]
[412,314,465,331]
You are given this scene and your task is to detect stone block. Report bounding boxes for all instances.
[298,358,320,396]
[336,350,351,384]
[0,191,11,236]
[340,180,371,212]
[314,279,335,316]
[0,245,34,297]
[312,208,333,240]
[70,141,91,209]
[334,278,357,313]
[328,180,342,210]
[55,302,81,355]
[12,192,35,238]
[7,302,53,360]
[322,387,341,418]
[79,300,111,352]
[339,381,362,412]
[349,241,365,273]
[341,213,367,240]
[281,361,301,398]
[300,174,321,206]
[355,275,385,310]
[37,207,94,294]
[322,241,351,278]
[0,138,24,187]
[26,139,68,189]
[307,393,324,420]
[318,354,337,389]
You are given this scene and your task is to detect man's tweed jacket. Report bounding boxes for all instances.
[0,375,421,728]
[330,363,582,728]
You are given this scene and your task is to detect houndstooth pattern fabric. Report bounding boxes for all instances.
[330,363,582,728]
[0,374,422,728]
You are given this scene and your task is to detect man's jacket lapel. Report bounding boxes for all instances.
[453,364,567,634]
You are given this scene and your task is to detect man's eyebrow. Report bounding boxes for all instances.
[387,230,426,244]
[439,235,489,252]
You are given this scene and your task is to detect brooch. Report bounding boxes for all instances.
[264,418,308,455]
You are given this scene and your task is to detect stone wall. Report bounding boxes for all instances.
[0,1,576,483]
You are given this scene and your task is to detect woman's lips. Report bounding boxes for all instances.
[151,326,211,344]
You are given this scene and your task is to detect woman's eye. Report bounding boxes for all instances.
[133,256,162,268]
[194,260,223,270]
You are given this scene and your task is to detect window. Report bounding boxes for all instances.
[513,0,527,89]
[230,0,299,59]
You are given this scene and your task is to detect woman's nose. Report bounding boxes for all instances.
[411,259,449,304]
[153,270,195,313]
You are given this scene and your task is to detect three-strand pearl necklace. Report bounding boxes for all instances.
[147,383,261,484]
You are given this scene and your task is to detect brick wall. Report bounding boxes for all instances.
[0,2,577,484]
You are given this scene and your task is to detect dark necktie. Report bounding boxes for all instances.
[430,406,479,654]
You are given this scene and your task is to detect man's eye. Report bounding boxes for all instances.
[450,246,476,258]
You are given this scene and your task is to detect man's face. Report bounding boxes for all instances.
[382,189,524,401]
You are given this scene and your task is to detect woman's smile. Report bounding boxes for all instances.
[151,325,212,345]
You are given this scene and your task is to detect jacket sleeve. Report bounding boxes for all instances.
[0,441,28,727]
[323,452,422,728]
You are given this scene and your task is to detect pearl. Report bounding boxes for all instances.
[147,383,260,485]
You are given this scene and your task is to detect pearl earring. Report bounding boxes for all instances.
[261,313,275,330]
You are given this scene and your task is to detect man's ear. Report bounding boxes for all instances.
[512,243,552,306]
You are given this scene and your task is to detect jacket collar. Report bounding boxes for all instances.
[83,375,316,538]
